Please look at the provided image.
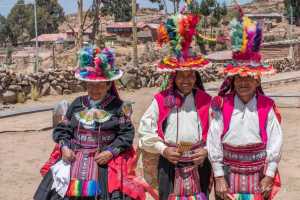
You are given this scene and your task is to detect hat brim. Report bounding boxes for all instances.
[157,56,211,72]
[75,69,124,82]
[222,64,276,77]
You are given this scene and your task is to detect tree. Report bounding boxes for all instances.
[169,0,181,13]
[284,0,300,26]
[6,0,31,45]
[90,0,101,43]
[220,1,227,17]
[6,0,64,46]
[0,15,9,47]
[28,0,65,37]
[77,0,84,48]
[186,0,227,54]
[101,0,132,22]
[149,0,168,13]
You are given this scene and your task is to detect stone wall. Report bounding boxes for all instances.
[0,69,85,104]
[0,57,298,104]
[120,63,223,89]
[265,57,300,73]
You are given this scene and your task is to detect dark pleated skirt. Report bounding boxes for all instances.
[157,156,212,200]
[34,164,132,200]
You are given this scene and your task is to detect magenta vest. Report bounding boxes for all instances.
[154,89,211,143]
[221,93,275,144]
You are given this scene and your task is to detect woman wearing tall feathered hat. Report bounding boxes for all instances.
[207,7,283,200]
[138,6,213,200]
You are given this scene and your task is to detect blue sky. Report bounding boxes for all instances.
[0,0,253,17]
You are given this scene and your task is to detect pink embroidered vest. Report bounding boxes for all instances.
[154,89,211,144]
[218,93,277,195]
[221,93,275,144]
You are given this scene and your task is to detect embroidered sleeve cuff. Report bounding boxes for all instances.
[106,147,121,157]
[212,162,225,177]
[266,161,278,178]
[155,142,168,155]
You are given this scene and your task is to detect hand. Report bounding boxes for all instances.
[162,147,181,165]
[61,146,75,162]
[260,176,274,199]
[215,176,229,200]
[191,147,208,166]
[94,150,113,165]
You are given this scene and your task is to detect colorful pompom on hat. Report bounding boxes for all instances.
[223,12,276,77]
[75,46,123,82]
[157,13,211,72]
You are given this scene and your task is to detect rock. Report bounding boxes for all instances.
[147,78,154,87]
[1,76,11,86]
[61,83,69,89]
[41,78,48,84]
[67,80,76,84]
[140,77,147,87]
[8,85,22,92]
[16,74,23,83]
[63,89,72,95]
[69,84,85,92]
[120,73,139,89]
[21,80,29,86]
[127,67,138,74]
[38,68,45,73]
[55,86,63,95]
[10,79,17,85]
[41,83,51,96]
[59,75,64,80]
[48,75,55,81]
[51,80,58,86]
[23,86,31,95]
[0,73,5,80]
[2,91,17,104]
[49,86,58,95]
[28,77,38,84]
[37,72,43,79]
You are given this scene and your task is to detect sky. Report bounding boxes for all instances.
[0,0,253,17]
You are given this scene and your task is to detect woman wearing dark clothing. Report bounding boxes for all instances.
[34,47,144,200]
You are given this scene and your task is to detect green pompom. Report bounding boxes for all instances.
[160,74,170,91]
[230,19,243,51]
[79,50,92,67]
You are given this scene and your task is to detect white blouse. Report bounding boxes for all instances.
[138,92,203,155]
[207,95,283,178]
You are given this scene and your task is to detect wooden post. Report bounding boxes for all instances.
[77,0,83,49]
[52,43,56,69]
[132,0,138,69]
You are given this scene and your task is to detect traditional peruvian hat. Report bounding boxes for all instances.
[222,10,275,77]
[75,46,123,82]
[156,13,211,72]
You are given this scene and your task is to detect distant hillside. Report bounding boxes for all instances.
[242,0,285,13]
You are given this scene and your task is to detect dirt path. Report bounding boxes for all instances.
[0,84,299,200]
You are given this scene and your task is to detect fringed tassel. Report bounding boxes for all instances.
[168,192,207,200]
[67,179,100,197]
[227,193,264,200]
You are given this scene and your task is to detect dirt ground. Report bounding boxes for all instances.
[0,82,300,200]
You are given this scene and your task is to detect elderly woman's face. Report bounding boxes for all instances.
[86,82,111,101]
[175,71,196,95]
[234,75,259,102]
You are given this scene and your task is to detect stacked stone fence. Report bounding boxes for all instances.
[0,57,298,104]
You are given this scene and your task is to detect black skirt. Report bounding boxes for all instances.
[157,156,212,200]
[34,164,132,200]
